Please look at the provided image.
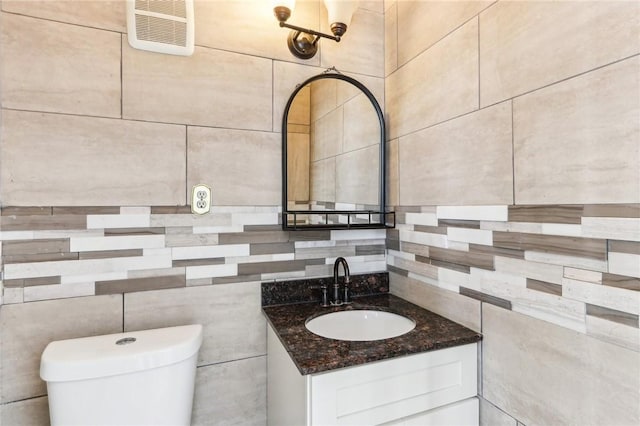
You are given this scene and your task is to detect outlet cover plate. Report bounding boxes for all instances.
[191,184,211,215]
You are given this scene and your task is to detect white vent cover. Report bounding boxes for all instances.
[126,0,194,56]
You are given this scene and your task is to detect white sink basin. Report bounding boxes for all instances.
[305,310,416,341]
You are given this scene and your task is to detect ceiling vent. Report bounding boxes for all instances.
[126,0,195,56]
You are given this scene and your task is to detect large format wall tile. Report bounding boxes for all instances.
[320,7,384,77]
[123,42,272,131]
[336,144,379,205]
[0,396,50,426]
[0,110,186,206]
[191,357,266,426]
[1,13,120,117]
[396,0,492,67]
[386,18,479,140]
[0,295,122,404]
[187,127,280,206]
[1,0,126,32]
[514,57,640,205]
[124,282,266,366]
[482,304,640,426]
[480,1,640,106]
[390,272,481,332]
[384,2,397,76]
[194,0,320,66]
[399,102,513,206]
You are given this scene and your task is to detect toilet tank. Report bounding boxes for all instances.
[40,324,203,426]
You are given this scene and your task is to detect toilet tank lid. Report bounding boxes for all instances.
[40,324,203,382]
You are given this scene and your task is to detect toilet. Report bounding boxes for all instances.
[40,324,203,426]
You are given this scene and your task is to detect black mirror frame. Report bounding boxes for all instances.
[281,72,395,230]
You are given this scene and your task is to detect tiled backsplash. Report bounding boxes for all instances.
[0,206,387,304]
[386,204,640,352]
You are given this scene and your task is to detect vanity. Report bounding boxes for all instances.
[262,273,482,425]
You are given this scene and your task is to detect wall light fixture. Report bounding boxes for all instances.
[273,0,358,60]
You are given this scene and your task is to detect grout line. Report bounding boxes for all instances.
[197,354,266,369]
[511,99,516,205]
[120,34,124,120]
[477,15,481,110]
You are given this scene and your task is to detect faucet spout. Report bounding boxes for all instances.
[332,257,351,305]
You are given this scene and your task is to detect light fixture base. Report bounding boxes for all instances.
[274,6,291,22]
[330,22,347,37]
[287,30,318,60]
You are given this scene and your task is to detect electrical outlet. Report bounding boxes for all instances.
[191,184,211,215]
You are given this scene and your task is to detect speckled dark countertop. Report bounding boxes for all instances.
[262,278,482,375]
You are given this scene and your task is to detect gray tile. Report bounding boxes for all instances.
[460,287,512,310]
[602,273,640,292]
[429,247,494,271]
[508,205,583,224]
[493,232,607,260]
[526,278,562,296]
[250,242,295,256]
[0,295,122,403]
[96,275,187,295]
[482,303,640,425]
[191,357,266,426]
[79,249,144,260]
[583,204,640,218]
[124,282,266,366]
[586,304,639,328]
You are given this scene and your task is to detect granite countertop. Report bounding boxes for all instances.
[263,293,482,375]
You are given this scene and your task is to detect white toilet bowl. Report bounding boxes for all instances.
[40,324,203,426]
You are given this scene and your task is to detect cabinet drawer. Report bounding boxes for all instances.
[309,343,477,425]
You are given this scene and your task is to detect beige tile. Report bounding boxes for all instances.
[0,396,50,426]
[480,1,640,106]
[1,13,120,117]
[288,85,311,126]
[0,295,122,403]
[386,18,479,139]
[273,62,384,133]
[482,303,640,425]
[390,272,481,332]
[359,1,384,14]
[336,144,380,205]
[187,127,280,206]
[398,102,513,206]
[479,397,517,426]
[310,78,339,122]
[311,106,343,161]
[194,0,320,66]
[384,1,397,76]
[1,0,126,31]
[273,61,326,133]
[0,110,186,206]
[320,7,384,77]
[287,133,311,202]
[386,139,399,207]
[191,357,266,426]
[397,0,492,67]
[310,157,336,203]
[123,42,272,131]
[343,92,380,153]
[124,282,266,366]
[514,57,640,205]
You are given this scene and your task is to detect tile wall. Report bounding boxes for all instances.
[0,0,385,424]
[385,1,639,425]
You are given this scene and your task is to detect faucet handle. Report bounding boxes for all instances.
[310,284,330,307]
[342,285,351,304]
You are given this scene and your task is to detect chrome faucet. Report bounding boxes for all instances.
[332,257,351,305]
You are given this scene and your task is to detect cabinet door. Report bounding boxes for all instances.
[309,344,477,425]
[385,398,479,426]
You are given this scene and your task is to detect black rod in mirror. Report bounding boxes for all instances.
[281,71,394,230]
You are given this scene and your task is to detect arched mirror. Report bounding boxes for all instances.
[282,72,394,230]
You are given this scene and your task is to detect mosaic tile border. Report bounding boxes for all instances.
[0,206,387,304]
[387,204,640,352]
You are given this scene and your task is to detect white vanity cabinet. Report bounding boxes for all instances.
[267,325,479,426]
